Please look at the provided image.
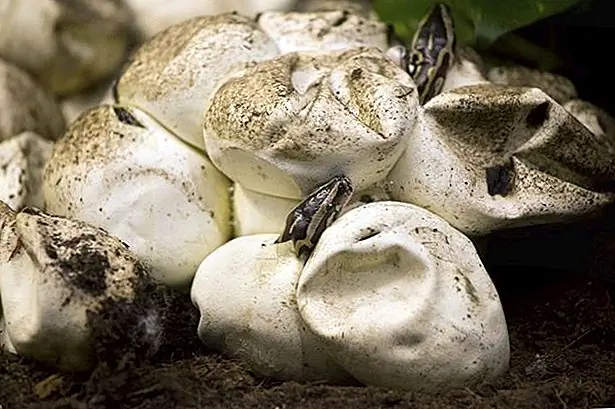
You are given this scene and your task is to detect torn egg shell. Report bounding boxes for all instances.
[42,105,232,289]
[0,203,164,371]
[0,132,53,211]
[204,47,418,200]
[0,0,133,96]
[563,99,615,145]
[0,58,65,142]
[125,0,294,39]
[115,13,280,151]
[296,201,510,392]
[487,65,577,105]
[388,84,615,236]
[190,234,355,383]
[256,8,389,54]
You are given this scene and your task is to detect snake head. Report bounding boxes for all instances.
[408,3,456,104]
[276,175,354,259]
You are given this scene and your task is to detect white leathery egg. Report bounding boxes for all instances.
[204,47,418,200]
[388,84,615,236]
[125,0,294,39]
[0,0,133,96]
[296,201,510,391]
[0,132,53,211]
[190,234,354,383]
[257,9,389,54]
[43,105,232,289]
[0,202,164,371]
[564,99,615,144]
[442,45,490,92]
[115,13,280,151]
[232,184,300,236]
[487,65,577,105]
[0,58,65,142]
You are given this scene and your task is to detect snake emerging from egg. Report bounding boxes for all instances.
[276,3,457,258]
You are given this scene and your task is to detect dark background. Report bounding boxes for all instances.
[509,0,615,116]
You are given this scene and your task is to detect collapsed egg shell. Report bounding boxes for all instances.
[0,58,65,142]
[43,105,232,289]
[0,203,164,371]
[204,47,418,199]
[296,201,510,391]
[115,13,280,151]
[388,84,615,235]
[0,0,133,96]
[191,234,354,383]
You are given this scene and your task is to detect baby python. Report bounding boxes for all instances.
[277,4,456,258]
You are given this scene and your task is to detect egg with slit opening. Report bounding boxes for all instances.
[203,47,419,200]
[297,200,510,391]
[43,104,232,289]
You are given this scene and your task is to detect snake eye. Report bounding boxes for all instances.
[113,107,145,128]
[357,227,381,242]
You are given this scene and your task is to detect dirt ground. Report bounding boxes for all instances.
[2,219,615,409]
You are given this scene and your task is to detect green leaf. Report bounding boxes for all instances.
[373,0,584,48]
